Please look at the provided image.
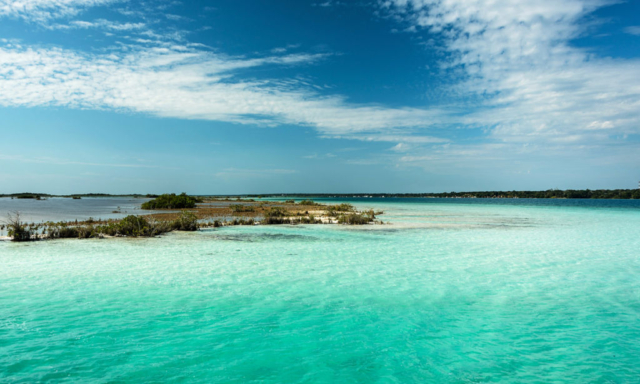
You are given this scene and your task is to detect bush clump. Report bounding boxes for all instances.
[291,215,323,225]
[141,193,199,210]
[45,223,81,239]
[337,213,373,225]
[264,207,287,217]
[15,194,41,200]
[98,215,170,237]
[327,203,354,216]
[5,213,33,241]
[262,207,289,224]
[172,211,198,231]
[6,211,202,241]
[298,200,320,206]
[228,218,255,226]
[230,204,255,213]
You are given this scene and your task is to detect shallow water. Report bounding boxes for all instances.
[0,197,154,226]
[1,199,640,382]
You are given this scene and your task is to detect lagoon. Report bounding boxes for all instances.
[1,198,640,382]
[0,197,154,225]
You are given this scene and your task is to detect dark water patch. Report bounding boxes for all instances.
[207,232,320,243]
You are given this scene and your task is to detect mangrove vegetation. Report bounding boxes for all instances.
[4,211,199,242]
[141,193,200,209]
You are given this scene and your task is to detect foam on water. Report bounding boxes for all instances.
[1,200,640,382]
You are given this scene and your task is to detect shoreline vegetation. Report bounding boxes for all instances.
[2,188,639,200]
[1,195,384,242]
[251,190,640,199]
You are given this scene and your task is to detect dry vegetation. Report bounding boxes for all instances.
[1,198,385,242]
[141,198,383,227]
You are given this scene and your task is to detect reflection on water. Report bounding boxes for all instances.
[204,232,320,243]
[0,197,153,224]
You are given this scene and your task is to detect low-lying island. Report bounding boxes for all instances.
[2,194,385,241]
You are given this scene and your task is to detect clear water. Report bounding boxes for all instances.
[1,199,640,382]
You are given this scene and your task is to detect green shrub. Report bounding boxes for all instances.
[228,218,255,226]
[327,203,355,216]
[172,211,198,231]
[264,207,287,218]
[53,225,79,239]
[297,215,322,224]
[261,207,289,224]
[5,213,33,241]
[98,215,170,237]
[337,213,372,225]
[262,217,291,224]
[141,193,198,210]
[15,194,41,199]
[116,215,150,236]
[76,226,96,239]
[328,203,354,211]
[299,200,319,206]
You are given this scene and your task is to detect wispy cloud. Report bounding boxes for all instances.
[313,1,343,7]
[624,26,640,36]
[0,154,171,169]
[0,41,447,137]
[215,168,299,179]
[49,18,145,31]
[0,0,121,23]
[1,0,639,175]
[271,44,300,54]
[377,0,640,162]
[303,153,337,159]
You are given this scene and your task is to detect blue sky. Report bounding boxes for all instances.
[0,0,639,194]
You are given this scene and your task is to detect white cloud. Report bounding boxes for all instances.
[303,153,337,159]
[380,0,640,146]
[314,1,343,7]
[0,42,446,136]
[624,26,640,36]
[341,134,448,143]
[50,18,145,30]
[390,143,411,152]
[0,0,120,22]
[1,0,638,174]
[215,168,299,179]
[0,154,168,168]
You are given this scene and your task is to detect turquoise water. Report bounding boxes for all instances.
[1,199,640,382]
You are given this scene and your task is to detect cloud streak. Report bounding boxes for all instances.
[379,0,640,145]
[1,0,639,173]
[49,18,145,31]
[0,42,446,138]
[624,26,640,36]
[0,0,120,22]
[372,0,640,174]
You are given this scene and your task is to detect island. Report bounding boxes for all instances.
[1,194,384,242]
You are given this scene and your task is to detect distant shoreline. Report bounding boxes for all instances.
[2,189,639,200]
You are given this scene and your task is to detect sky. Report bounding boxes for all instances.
[0,0,639,194]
